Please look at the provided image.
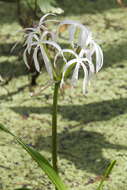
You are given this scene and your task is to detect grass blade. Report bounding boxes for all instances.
[0,124,68,190]
[96,160,116,190]
[14,188,31,190]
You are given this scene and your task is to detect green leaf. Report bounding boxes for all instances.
[0,124,68,190]
[37,0,64,14]
[96,160,116,190]
[14,188,31,190]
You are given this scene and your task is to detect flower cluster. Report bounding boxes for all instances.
[23,13,103,94]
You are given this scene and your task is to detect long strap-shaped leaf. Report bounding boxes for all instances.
[96,160,116,190]
[0,124,68,190]
[15,188,31,190]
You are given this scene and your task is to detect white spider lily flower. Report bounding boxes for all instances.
[23,32,40,69]
[36,13,58,33]
[23,14,58,74]
[57,20,103,74]
[60,43,103,94]
[22,14,103,94]
[23,13,57,35]
[23,29,57,76]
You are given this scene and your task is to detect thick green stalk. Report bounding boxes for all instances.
[52,81,60,173]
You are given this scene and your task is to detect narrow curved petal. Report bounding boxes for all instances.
[23,48,30,69]
[24,28,37,32]
[71,62,80,87]
[33,46,40,72]
[61,58,78,86]
[81,62,89,94]
[25,33,39,54]
[81,58,95,81]
[39,13,56,26]
[62,49,78,58]
[68,25,76,47]
[78,29,89,47]
[92,41,103,72]
[10,42,19,53]
[86,31,92,46]
[79,48,86,58]
[40,45,53,79]
[62,58,78,75]
[39,25,48,31]
[60,58,78,87]
[33,34,40,41]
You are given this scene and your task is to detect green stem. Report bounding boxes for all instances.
[52,81,60,173]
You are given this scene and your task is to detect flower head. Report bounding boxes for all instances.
[23,13,58,79]
[22,14,103,94]
[57,20,103,94]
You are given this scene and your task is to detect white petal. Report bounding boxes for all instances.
[60,77,64,89]
[68,25,76,47]
[39,25,48,31]
[33,46,40,72]
[39,13,56,26]
[71,63,80,87]
[61,58,78,83]
[24,28,37,32]
[80,62,89,94]
[33,34,40,41]
[63,59,78,73]
[31,42,39,46]
[79,48,86,58]
[23,48,30,69]
[82,58,95,80]
[10,42,19,53]
[88,61,95,79]
[78,27,90,47]
[25,33,39,54]
[62,49,78,58]
[60,59,78,88]
[81,58,94,72]
[40,45,53,79]
[86,31,92,46]
[93,41,103,72]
